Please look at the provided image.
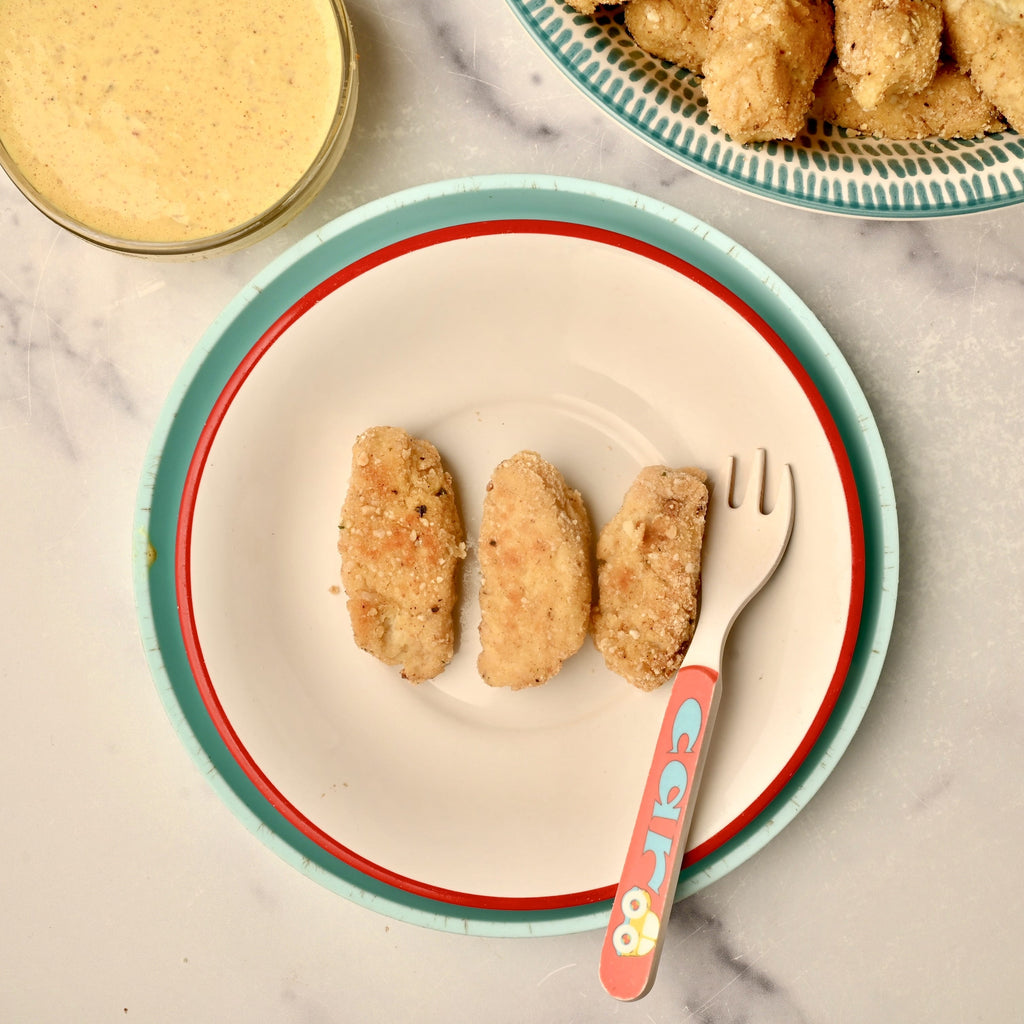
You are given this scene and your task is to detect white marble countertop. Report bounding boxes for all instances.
[3,2,1023,1021]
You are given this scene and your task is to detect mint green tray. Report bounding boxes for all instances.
[133,176,897,935]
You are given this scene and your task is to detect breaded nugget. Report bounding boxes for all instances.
[337,426,466,683]
[477,451,592,690]
[943,0,1024,132]
[702,0,834,144]
[592,466,708,692]
[625,0,718,74]
[814,60,1005,137]
[834,0,942,110]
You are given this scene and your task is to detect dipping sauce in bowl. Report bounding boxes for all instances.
[0,0,358,257]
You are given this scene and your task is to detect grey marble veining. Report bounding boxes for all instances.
[2,0,1024,1021]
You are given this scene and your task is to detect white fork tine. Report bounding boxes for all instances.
[728,448,765,507]
[600,452,796,1002]
[682,452,794,672]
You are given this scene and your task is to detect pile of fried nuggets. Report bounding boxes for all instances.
[337,426,709,692]
[566,0,1024,143]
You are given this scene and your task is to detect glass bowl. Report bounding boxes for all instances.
[0,0,359,258]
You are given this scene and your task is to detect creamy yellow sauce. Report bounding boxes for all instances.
[0,0,344,242]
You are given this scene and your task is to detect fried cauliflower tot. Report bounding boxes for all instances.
[338,426,466,683]
[813,60,1005,137]
[625,0,718,73]
[701,0,834,144]
[943,0,1024,132]
[592,466,708,692]
[477,451,593,691]
[834,0,942,110]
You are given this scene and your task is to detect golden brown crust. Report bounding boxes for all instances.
[943,0,1024,132]
[591,466,708,692]
[624,0,718,74]
[565,0,1022,141]
[337,426,466,683]
[813,60,1005,137]
[477,451,593,690]
[834,0,943,110]
[702,0,835,144]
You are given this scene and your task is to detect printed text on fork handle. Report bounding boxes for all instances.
[599,664,722,1001]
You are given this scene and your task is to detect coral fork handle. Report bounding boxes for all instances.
[599,664,721,1001]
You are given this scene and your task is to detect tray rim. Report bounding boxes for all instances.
[132,173,899,936]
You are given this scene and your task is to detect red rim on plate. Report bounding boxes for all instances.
[175,219,866,911]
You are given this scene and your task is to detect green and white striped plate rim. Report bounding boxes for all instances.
[506,0,1024,218]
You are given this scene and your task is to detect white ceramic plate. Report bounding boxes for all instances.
[505,0,1024,217]
[133,175,897,934]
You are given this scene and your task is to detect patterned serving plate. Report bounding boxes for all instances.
[506,0,1024,217]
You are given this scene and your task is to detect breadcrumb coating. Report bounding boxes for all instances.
[813,59,1004,136]
[943,0,1024,132]
[338,426,466,683]
[564,0,1023,141]
[834,0,942,110]
[477,451,593,690]
[592,466,708,692]
[624,0,718,73]
[702,0,835,144]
